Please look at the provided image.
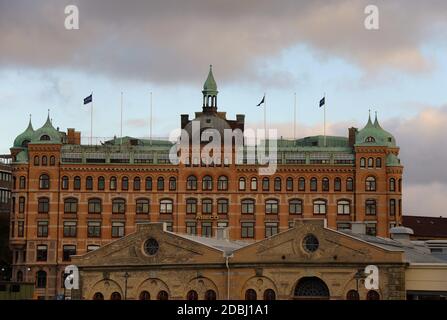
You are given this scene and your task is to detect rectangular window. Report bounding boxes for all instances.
[63,245,76,261]
[389,199,396,216]
[201,222,212,237]
[36,245,47,262]
[366,200,377,215]
[186,222,197,235]
[241,222,255,238]
[202,200,213,214]
[217,199,228,214]
[37,221,48,237]
[337,223,351,231]
[17,221,24,237]
[265,222,278,238]
[63,221,77,237]
[19,197,25,213]
[111,222,125,238]
[366,223,377,236]
[87,221,101,238]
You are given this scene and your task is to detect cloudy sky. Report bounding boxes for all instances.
[0,0,446,216]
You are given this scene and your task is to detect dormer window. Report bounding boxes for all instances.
[21,140,30,147]
[40,135,50,141]
[365,136,375,143]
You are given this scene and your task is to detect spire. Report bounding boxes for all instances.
[373,111,382,129]
[366,109,373,127]
[202,65,218,111]
[44,109,53,127]
[27,114,34,131]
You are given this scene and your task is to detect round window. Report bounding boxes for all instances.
[303,234,319,253]
[144,238,159,256]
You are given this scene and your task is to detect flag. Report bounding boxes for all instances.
[84,94,93,105]
[257,95,265,107]
[319,96,325,108]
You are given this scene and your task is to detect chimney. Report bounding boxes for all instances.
[351,222,366,235]
[181,114,189,129]
[216,227,229,241]
[390,226,414,243]
[348,127,358,147]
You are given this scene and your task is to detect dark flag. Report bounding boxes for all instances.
[257,95,265,107]
[84,94,93,105]
[319,96,325,108]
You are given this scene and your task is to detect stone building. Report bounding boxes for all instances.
[8,66,403,299]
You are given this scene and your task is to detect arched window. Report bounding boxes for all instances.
[38,197,50,213]
[86,176,93,190]
[250,177,258,191]
[360,157,366,168]
[42,156,48,166]
[121,176,129,191]
[334,178,342,192]
[337,200,350,215]
[139,291,150,300]
[322,178,329,192]
[286,177,293,191]
[160,199,173,214]
[109,177,117,190]
[366,199,377,215]
[346,290,359,300]
[136,198,150,214]
[169,177,177,191]
[217,198,229,214]
[218,176,228,191]
[64,198,78,214]
[40,135,50,141]
[110,292,122,300]
[274,177,281,191]
[289,199,303,215]
[265,199,279,214]
[202,175,213,191]
[376,157,382,168]
[310,178,317,192]
[61,176,69,190]
[239,177,246,191]
[366,290,380,300]
[263,289,276,300]
[313,199,327,215]
[36,270,47,288]
[93,292,104,300]
[245,289,257,300]
[145,177,152,191]
[157,290,169,300]
[133,177,141,191]
[346,178,354,191]
[241,199,255,214]
[112,198,126,214]
[88,198,102,214]
[205,290,216,300]
[294,277,330,299]
[365,136,375,143]
[187,290,198,300]
[39,174,50,189]
[74,176,81,190]
[186,175,197,190]
[365,176,376,191]
[202,198,213,214]
[298,177,306,191]
[34,156,40,166]
[50,156,56,166]
[186,198,197,214]
[98,176,105,190]
[17,270,23,282]
[19,176,26,189]
[389,178,396,192]
[157,177,164,191]
[367,157,374,168]
[262,177,270,191]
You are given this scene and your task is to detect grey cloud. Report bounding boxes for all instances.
[0,0,447,84]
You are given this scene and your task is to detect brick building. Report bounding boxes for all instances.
[8,66,403,299]
[0,155,12,280]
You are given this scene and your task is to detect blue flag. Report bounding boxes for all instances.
[84,94,93,105]
[319,97,325,108]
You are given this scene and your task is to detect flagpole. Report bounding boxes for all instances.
[90,92,93,146]
[294,92,297,140]
[150,91,153,146]
[120,92,123,145]
[324,93,327,147]
[264,93,267,140]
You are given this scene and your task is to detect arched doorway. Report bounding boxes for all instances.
[293,277,330,300]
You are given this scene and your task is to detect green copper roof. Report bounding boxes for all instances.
[13,118,34,148]
[202,65,218,94]
[355,113,396,147]
[30,113,63,144]
[15,150,28,163]
[386,153,401,166]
